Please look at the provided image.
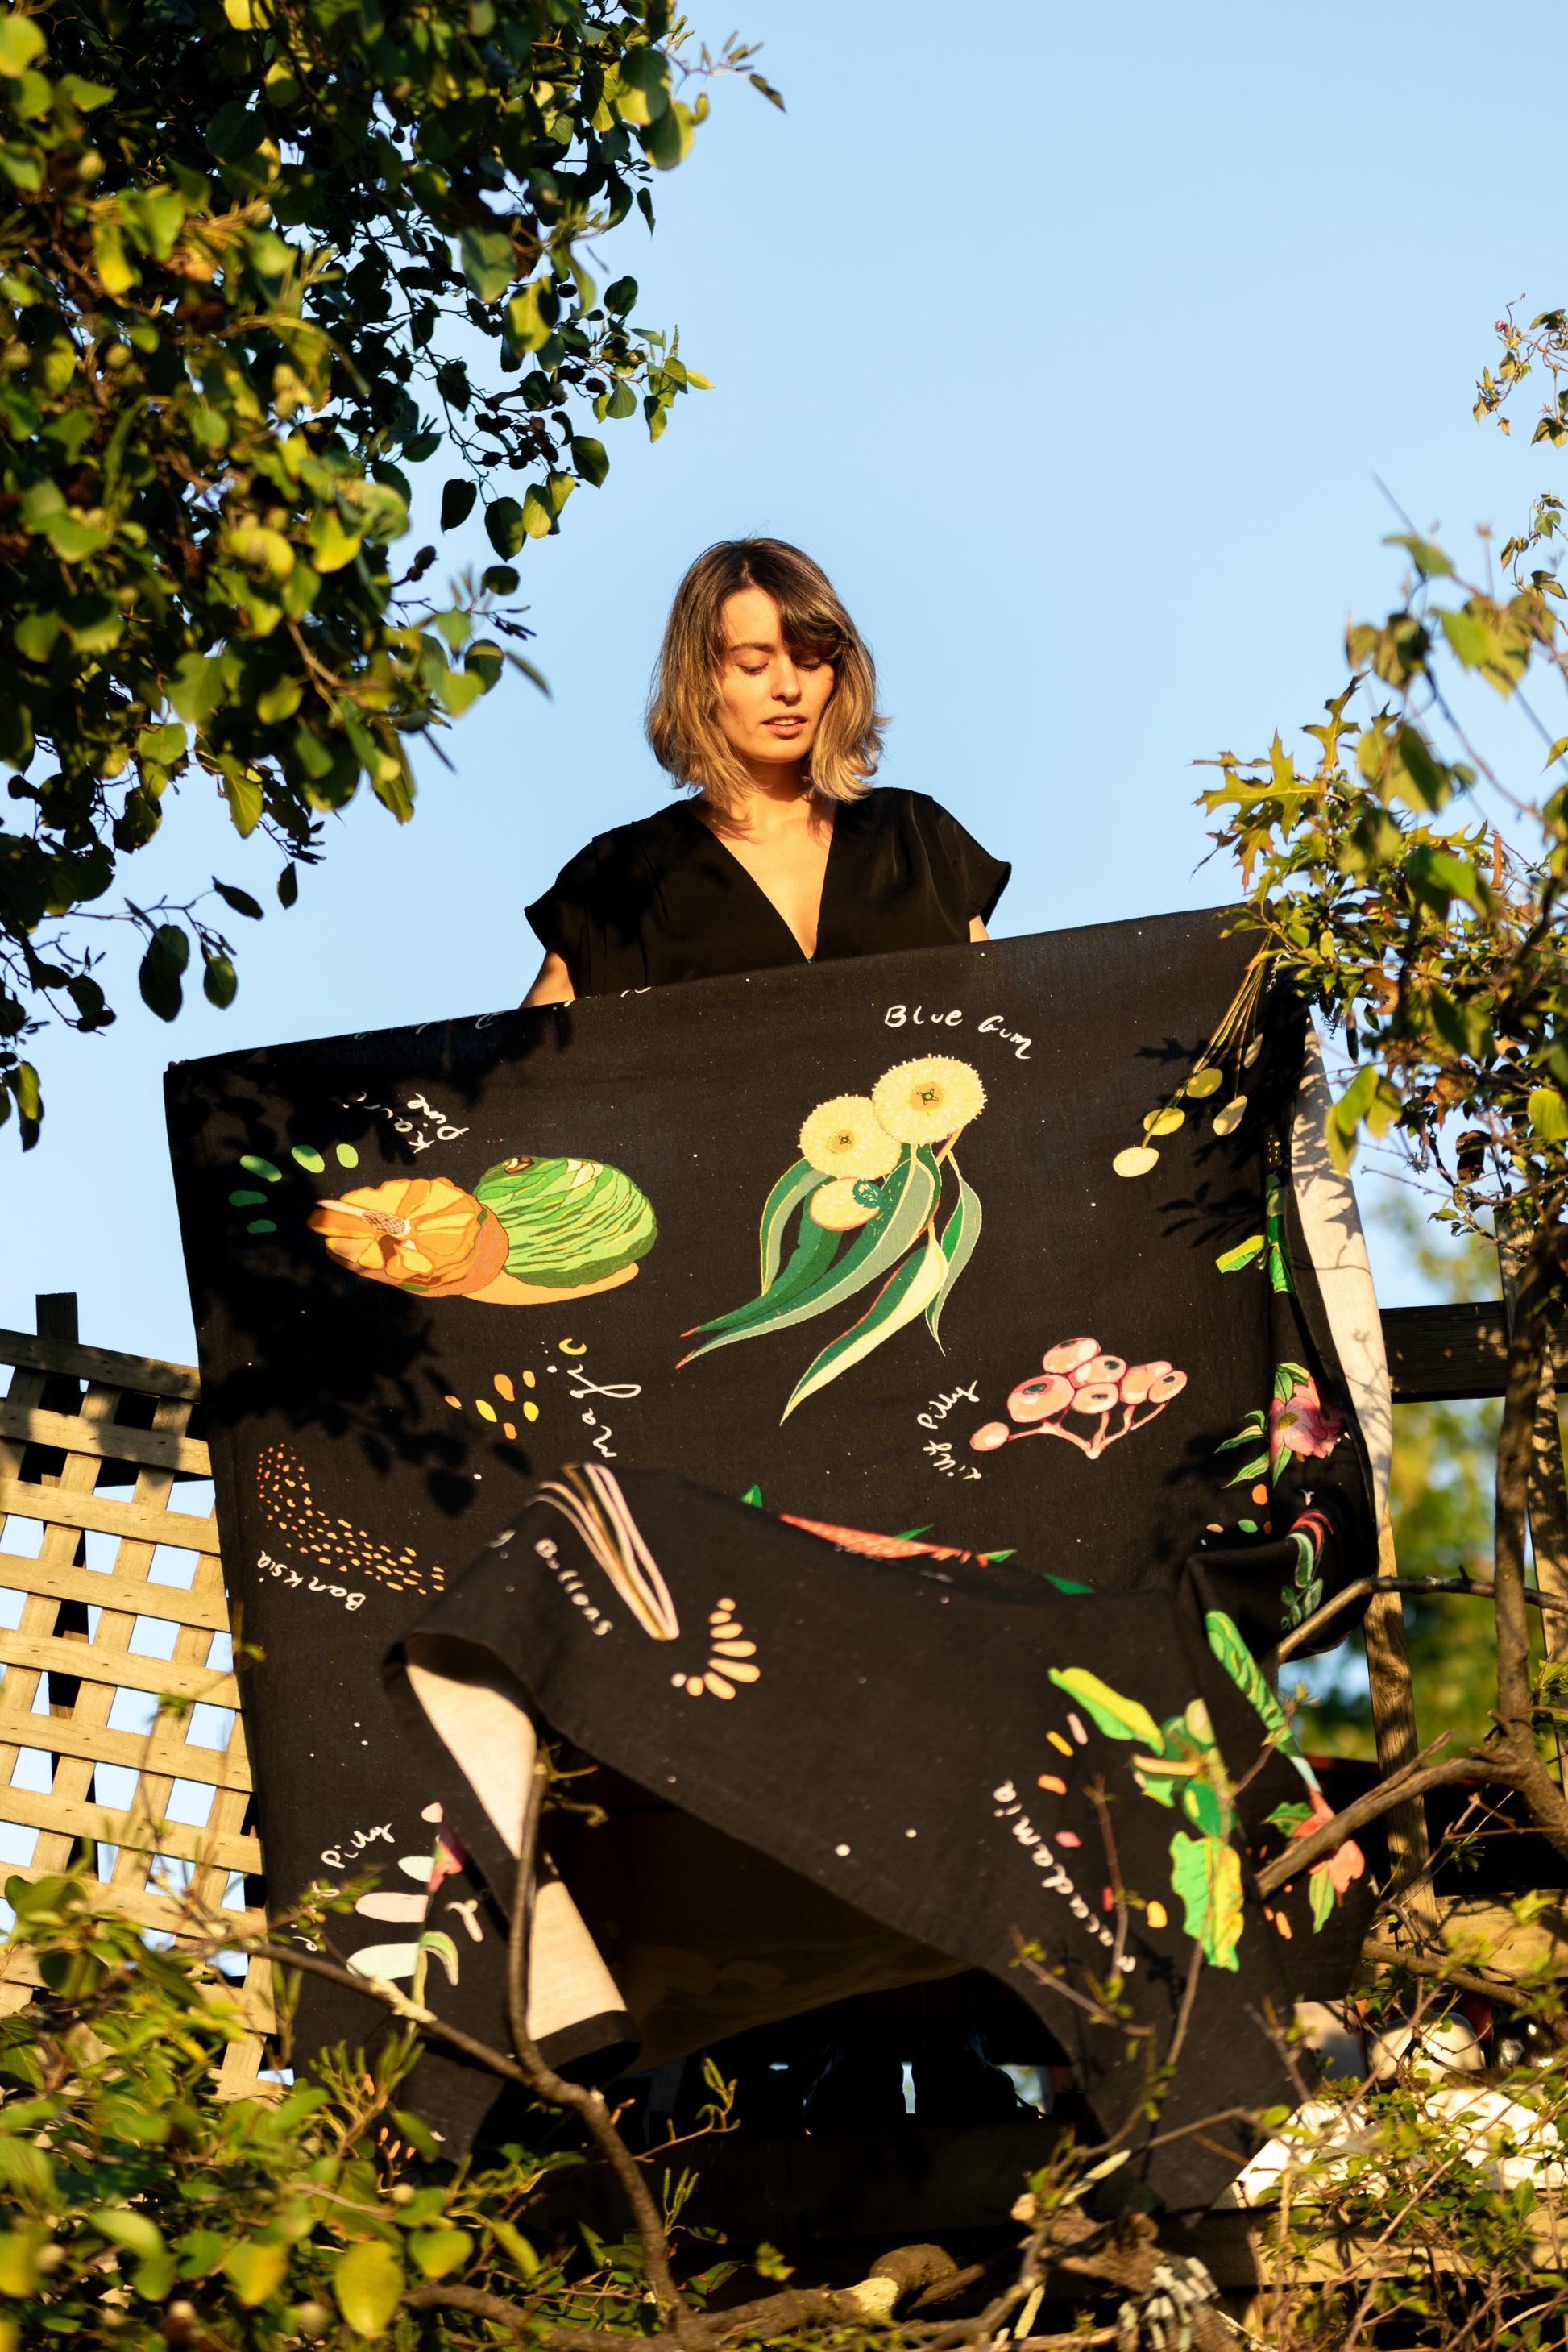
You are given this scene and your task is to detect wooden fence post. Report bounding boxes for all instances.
[1497,1218,1568,1780]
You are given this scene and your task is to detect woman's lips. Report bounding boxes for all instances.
[765,717,805,733]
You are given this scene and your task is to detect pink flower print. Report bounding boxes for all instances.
[1290,1786,1365,1897]
[975,1339,1188,1460]
[1271,1375,1342,1463]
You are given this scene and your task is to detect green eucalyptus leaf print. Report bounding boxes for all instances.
[1047,1667,1164,1753]
[782,1230,948,1421]
[759,1159,832,1291]
[1168,1830,1243,1971]
[681,1058,988,1416]
[926,1155,981,1346]
[1215,1234,1266,1274]
[1309,1869,1336,1933]
[680,1146,936,1363]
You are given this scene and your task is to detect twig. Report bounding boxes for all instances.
[1361,1937,1568,2037]
[1278,1572,1568,1661]
[504,1756,690,2325]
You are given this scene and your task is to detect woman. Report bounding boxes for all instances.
[522,537,1009,1003]
[522,541,1035,2134]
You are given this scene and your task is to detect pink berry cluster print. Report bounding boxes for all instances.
[971,1338,1188,1461]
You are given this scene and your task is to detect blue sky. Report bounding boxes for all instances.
[7,0,1566,1359]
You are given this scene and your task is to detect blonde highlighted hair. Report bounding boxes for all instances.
[646,538,885,806]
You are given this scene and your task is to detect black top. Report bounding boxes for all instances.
[525,786,1010,997]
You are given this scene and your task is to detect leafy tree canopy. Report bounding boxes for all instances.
[0,0,776,1143]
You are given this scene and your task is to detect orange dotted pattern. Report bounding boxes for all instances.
[257,1441,446,1596]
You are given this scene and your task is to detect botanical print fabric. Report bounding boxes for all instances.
[165,909,1380,2198]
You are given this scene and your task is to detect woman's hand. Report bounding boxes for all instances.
[523,948,575,1006]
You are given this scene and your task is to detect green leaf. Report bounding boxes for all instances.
[277,862,299,909]
[334,2238,404,2337]
[0,2234,39,2295]
[93,2207,166,2261]
[604,274,637,315]
[309,508,363,572]
[138,924,188,1021]
[409,2227,472,2280]
[62,593,122,653]
[485,496,524,558]
[440,478,476,532]
[1046,1667,1163,1752]
[1441,606,1492,669]
[1529,1086,1568,1143]
[201,948,237,1008]
[222,769,264,837]
[569,434,608,487]
[0,17,46,73]
[1309,1868,1336,1932]
[521,483,555,537]
[1214,1234,1264,1273]
[458,226,515,305]
[487,2215,540,2279]
[1383,532,1453,579]
[14,609,61,663]
[682,1147,937,1365]
[926,1156,981,1344]
[212,878,263,919]
[168,652,225,725]
[782,1230,948,1421]
[1168,1831,1243,1970]
[224,2237,290,2307]
[1408,842,1483,911]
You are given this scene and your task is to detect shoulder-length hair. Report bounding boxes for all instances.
[646,538,886,806]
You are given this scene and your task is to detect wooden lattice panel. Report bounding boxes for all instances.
[0,1317,272,2097]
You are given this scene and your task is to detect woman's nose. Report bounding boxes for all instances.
[773,661,803,703]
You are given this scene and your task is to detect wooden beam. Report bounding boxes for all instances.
[0,1325,201,1402]
[0,1400,210,1478]
[1381,1302,1509,1403]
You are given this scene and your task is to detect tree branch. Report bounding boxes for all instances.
[504,1754,690,2325]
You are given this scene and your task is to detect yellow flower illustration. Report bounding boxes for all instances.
[871,1056,986,1146]
[798,1095,902,1181]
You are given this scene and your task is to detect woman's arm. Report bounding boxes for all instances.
[523,948,576,1006]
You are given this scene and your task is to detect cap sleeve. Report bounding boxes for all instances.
[525,840,599,992]
[929,802,1011,926]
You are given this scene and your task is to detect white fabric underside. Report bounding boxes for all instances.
[1289,1035,1392,1521]
[405,1654,626,2046]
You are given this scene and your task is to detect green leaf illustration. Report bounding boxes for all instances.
[1204,1609,1290,1746]
[1266,1798,1313,1836]
[926,1153,981,1345]
[1215,1234,1265,1273]
[1168,1830,1243,1971]
[1217,1412,1267,1450]
[1223,1451,1271,1487]
[782,1230,947,1421]
[759,1157,832,1291]
[698,1215,842,1345]
[1309,1869,1336,1932]
[1047,1667,1164,1753]
[682,1147,937,1366]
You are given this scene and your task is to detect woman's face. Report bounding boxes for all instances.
[714,587,836,780]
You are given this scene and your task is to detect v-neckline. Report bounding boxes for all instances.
[685,799,840,964]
